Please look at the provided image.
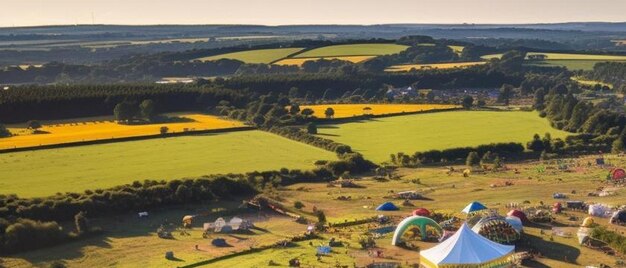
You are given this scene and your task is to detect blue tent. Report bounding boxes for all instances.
[376,202,399,211]
[461,201,487,213]
[317,246,331,255]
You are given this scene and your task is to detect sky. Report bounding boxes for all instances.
[2,0,626,27]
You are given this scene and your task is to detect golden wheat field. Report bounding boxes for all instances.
[297,104,458,118]
[1,113,244,149]
[385,61,486,72]
[274,55,375,66]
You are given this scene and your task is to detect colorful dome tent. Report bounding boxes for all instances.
[420,223,515,268]
[412,208,431,217]
[471,216,520,244]
[582,217,595,227]
[610,168,626,182]
[506,209,528,223]
[376,202,399,211]
[391,216,442,245]
[610,210,626,224]
[462,201,487,214]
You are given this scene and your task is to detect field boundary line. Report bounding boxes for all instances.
[312,107,462,125]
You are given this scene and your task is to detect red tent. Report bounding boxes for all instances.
[506,209,528,224]
[553,202,562,213]
[412,208,431,217]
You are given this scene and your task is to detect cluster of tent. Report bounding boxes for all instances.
[388,201,522,267]
[203,217,253,233]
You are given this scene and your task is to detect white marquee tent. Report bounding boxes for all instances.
[420,223,515,268]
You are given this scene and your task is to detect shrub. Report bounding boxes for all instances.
[294,201,305,209]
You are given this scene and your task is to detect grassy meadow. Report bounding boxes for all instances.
[482,52,626,70]
[195,48,304,64]
[2,113,244,149]
[0,130,336,197]
[316,111,570,162]
[294,44,409,58]
[298,104,458,119]
[385,61,486,72]
[274,55,375,66]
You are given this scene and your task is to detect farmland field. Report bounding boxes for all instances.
[274,55,375,66]
[481,52,626,70]
[293,43,409,58]
[316,111,570,162]
[297,104,458,118]
[385,61,485,72]
[0,130,336,197]
[195,48,304,64]
[2,113,244,149]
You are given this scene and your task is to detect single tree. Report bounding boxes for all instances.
[324,107,335,119]
[307,122,318,134]
[139,99,156,120]
[462,96,474,110]
[27,120,42,130]
[114,102,136,123]
[527,134,545,152]
[498,84,514,106]
[289,103,301,115]
[301,108,314,118]
[160,126,169,135]
[466,151,480,167]
[0,123,11,138]
[363,107,373,115]
[74,211,89,234]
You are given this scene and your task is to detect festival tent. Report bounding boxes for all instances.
[212,238,228,247]
[588,204,610,217]
[506,209,528,224]
[582,217,594,227]
[461,201,487,214]
[577,227,591,245]
[391,216,442,245]
[610,210,626,224]
[376,202,399,211]
[610,168,626,182]
[420,223,515,268]
[505,216,523,233]
[412,208,431,217]
[471,216,520,244]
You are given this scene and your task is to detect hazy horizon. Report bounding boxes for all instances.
[2,0,626,28]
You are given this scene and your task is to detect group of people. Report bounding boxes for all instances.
[476,220,519,244]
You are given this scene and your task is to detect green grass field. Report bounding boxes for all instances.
[481,52,626,70]
[195,48,304,64]
[525,60,626,71]
[0,130,335,197]
[294,43,408,58]
[316,111,570,163]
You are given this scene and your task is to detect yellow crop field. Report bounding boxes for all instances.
[274,55,376,66]
[1,113,244,149]
[297,104,458,118]
[385,61,486,72]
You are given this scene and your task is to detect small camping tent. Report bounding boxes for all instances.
[182,215,194,228]
[412,208,431,217]
[391,216,442,245]
[506,209,528,224]
[376,202,399,211]
[212,238,228,247]
[317,246,331,255]
[582,217,594,227]
[420,223,514,268]
[610,210,626,224]
[588,204,610,217]
[461,201,487,214]
[611,168,626,182]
